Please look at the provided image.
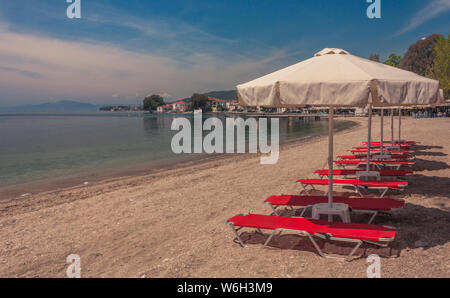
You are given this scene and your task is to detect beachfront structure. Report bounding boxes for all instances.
[157,104,173,113]
[226,100,239,111]
[172,101,189,112]
[208,97,229,112]
[355,107,367,116]
[208,97,227,108]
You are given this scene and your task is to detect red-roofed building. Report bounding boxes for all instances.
[172,101,189,112]
[156,104,173,113]
[226,100,239,111]
[208,97,227,108]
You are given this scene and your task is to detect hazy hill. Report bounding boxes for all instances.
[203,90,237,100]
[0,100,98,112]
[178,90,237,102]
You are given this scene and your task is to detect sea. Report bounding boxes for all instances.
[0,112,354,198]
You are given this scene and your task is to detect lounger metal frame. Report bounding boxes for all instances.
[315,171,410,182]
[298,180,405,198]
[264,201,379,224]
[335,162,412,171]
[264,199,403,224]
[337,155,414,161]
[226,218,395,261]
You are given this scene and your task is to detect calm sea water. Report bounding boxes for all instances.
[0,112,353,196]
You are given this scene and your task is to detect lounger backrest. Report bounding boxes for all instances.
[314,169,413,176]
[338,154,412,159]
[297,179,408,187]
[265,195,405,211]
[334,160,414,165]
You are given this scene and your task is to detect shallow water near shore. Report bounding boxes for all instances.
[0,112,354,198]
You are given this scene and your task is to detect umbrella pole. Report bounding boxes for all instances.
[366,104,373,171]
[328,106,334,211]
[398,107,401,142]
[380,108,384,154]
[391,109,394,146]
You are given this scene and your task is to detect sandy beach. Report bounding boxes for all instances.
[0,116,449,278]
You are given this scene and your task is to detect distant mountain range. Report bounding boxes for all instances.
[203,90,237,100]
[179,90,237,102]
[0,90,238,112]
[0,100,98,112]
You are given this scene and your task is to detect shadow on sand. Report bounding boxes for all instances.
[414,145,444,151]
[406,174,450,199]
[412,159,450,171]
[414,151,447,157]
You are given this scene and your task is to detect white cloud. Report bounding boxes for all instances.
[157,92,173,99]
[397,0,450,35]
[0,24,295,106]
[83,3,238,60]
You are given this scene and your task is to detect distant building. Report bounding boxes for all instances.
[172,101,189,112]
[157,104,173,113]
[355,107,367,116]
[226,100,239,111]
[208,97,227,108]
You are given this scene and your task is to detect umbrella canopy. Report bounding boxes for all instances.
[237,48,440,108]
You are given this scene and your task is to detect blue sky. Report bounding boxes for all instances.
[0,0,448,106]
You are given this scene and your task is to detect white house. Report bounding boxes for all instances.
[157,104,172,113]
[172,101,189,112]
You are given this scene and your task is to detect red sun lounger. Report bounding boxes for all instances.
[337,154,412,160]
[351,149,414,154]
[334,159,415,170]
[364,141,419,145]
[353,145,412,150]
[226,214,396,261]
[296,178,408,198]
[264,195,405,224]
[314,169,413,179]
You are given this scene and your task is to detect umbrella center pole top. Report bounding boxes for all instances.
[371,154,392,161]
[356,170,381,181]
[311,203,351,223]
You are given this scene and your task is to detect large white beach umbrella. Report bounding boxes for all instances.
[237,48,440,214]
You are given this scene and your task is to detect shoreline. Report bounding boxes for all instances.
[0,118,357,201]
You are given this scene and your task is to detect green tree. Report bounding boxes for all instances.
[426,34,449,99]
[369,53,380,62]
[400,34,442,76]
[143,94,164,111]
[384,53,402,68]
[190,93,211,111]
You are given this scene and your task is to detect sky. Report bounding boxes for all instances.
[0,0,448,106]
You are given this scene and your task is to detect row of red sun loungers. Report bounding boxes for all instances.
[226,141,417,261]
